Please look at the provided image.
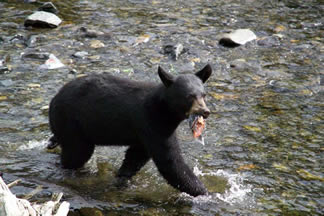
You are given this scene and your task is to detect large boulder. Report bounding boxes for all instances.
[24,11,62,28]
[219,29,257,47]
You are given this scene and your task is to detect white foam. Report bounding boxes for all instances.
[193,166,253,205]
[18,139,48,150]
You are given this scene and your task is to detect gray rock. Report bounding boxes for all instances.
[78,27,111,40]
[219,29,257,47]
[0,66,9,74]
[230,59,251,70]
[38,2,58,14]
[22,52,50,60]
[0,79,13,87]
[72,51,89,59]
[24,11,62,28]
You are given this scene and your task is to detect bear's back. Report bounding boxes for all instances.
[50,73,157,145]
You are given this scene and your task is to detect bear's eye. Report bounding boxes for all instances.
[187,94,196,100]
[202,93,206,98]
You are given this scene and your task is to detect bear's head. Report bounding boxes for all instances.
[158,64,212,120]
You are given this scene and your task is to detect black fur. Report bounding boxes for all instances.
[49,65,212,196]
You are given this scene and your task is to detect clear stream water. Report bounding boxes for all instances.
[0,0,323,215]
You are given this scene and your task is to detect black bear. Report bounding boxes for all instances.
[48,64,212,197]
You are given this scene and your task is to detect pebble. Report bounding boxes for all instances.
[0,66,9,74]
[133,34,150,46]
[39,54,65,69]
[274,25,286,33]
[79,27,101,38]
[24,11,62,28]
[78,27,111,40]
[38,2,59,14]
[27,83,41,88]
[40,105,49,111]
[219,29,257,47]
[72,51,89,59]
[90,40,105,48]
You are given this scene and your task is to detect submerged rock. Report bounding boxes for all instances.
[24,11,62,28]
[78,27,111,40]
[25,34,47,47]
[0,79,14,87]
[38,2,59,14]
[230,59,261,72]
[257,35,281,47]
[79,27,102,38]
[0,22,19,29]
[72,51,89,59]
[219,29,257,47]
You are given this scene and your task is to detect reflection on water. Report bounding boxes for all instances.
[0,0,323,215]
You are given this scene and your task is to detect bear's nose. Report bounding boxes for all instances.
[202,109,210,119]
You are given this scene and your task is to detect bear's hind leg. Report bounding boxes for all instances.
[60,136,95,169]
[117,145,150,179]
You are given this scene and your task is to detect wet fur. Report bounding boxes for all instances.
[49,65,212,196]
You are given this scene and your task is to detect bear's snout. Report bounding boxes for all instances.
[188,97,210,118]
[202,108,210,119]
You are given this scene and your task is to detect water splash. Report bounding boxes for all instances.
[17,139,48,151]
[193,166,253,205]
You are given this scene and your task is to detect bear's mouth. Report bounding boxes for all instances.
[186,109,210,119]
[188,114,206,139]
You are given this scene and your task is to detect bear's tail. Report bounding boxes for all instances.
[47,136,59,149]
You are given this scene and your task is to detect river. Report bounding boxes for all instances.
[0,0,323,215]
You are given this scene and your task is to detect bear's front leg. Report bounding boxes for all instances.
[117,145,150,180]
[144,135,208,197]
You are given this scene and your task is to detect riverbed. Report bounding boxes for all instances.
[0,0,323,215]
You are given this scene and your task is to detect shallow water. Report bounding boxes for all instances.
[0,0,323,215]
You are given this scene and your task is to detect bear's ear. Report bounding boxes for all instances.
[158,66,174,87]
[195,64,212,83]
